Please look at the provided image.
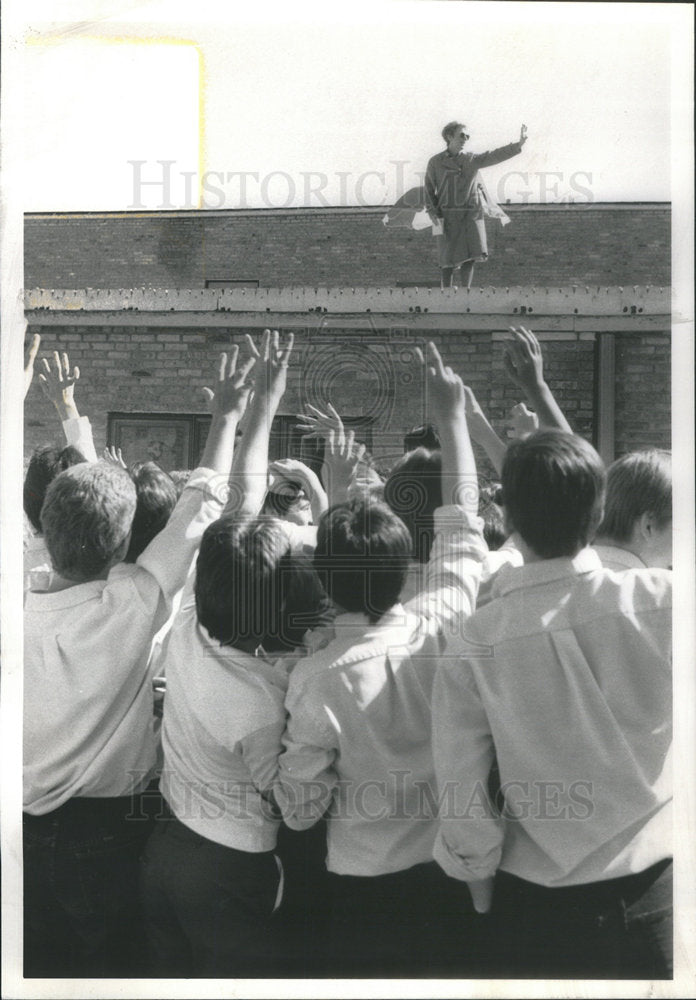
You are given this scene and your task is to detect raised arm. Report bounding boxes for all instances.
[297,402,366,507]
[470,125,527,169]
[24,332,41,398]
[38,350,98,462]
[267,458,328,523]
[462,385,507,477]
[420,342,478,513]
[504,326,572,433]
[408,343,486,633]
[226,329,294,517]
[199,346,255,474]
[135,350,255,611]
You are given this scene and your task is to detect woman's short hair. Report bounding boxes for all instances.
[40,463,137,581]
[23,444,87,533]
[314,499,411,623]
[597,449,672,543]
[195,515,327,652]
[502,431,606,559]
[441,121,466,144]
[383,448,442,563]
[125,462,178,563]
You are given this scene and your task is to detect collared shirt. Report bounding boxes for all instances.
[23,468,224,815]
[277,520,318,555]
[593,543,646,572]
[159,595,289,853]
[432,548,672,888]
[274,506,486,876]
[477,534,524,608]
[24,534,51,593]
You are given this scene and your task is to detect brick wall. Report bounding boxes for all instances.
[24,324,611,483]
[613,332,671,455]
[24,205,670,291]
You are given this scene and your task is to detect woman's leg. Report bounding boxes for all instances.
[460,261,475,289]
[441,266,455,289]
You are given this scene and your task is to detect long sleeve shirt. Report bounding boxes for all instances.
[158,597,289,853]
[424,143,522,218]
[274,506,486,876]
[62,415,98,463]
[432,549,672,888]
[23,468,224,815]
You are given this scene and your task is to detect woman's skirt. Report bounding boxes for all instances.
[438,208,488,267]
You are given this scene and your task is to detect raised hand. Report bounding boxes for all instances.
[199,349,257,476]
[226,331,295,517]
[415,342,467,428]
[520,124,528,145]
[24,332,41,398]
[102,446,127,469]
[509,401,539,439]
[503,326,543,394]
[295,402,343,440]
[321,421,367,506]
[503,326,571,433]
[38,350,81,420]
[245,329,294,408]
[202,346,256,422]
[415,341,478,511]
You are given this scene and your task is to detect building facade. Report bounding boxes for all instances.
[24,204,671,478]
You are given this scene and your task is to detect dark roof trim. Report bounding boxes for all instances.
[24,202,671,221]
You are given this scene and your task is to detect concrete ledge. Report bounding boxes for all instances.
[25,284,671,317]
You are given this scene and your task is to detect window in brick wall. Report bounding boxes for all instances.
[108,412,373,475]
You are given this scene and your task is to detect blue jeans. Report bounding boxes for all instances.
[490,858,672,979]
[140,812,282,977]
[23,794,156,977]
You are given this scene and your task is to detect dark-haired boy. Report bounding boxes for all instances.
[433,430,672,978]
[23,350,253,977]
[274,343,488,976]
[139,331,330,977]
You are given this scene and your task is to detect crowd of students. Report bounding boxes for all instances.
[22,326,672,980]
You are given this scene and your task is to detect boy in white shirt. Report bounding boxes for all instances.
[432,430,672,978]
[274,343,488,976]
[23,349,251,976]
[141,332,331,977]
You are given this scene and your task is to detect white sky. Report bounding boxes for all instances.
[15,0,685,210]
